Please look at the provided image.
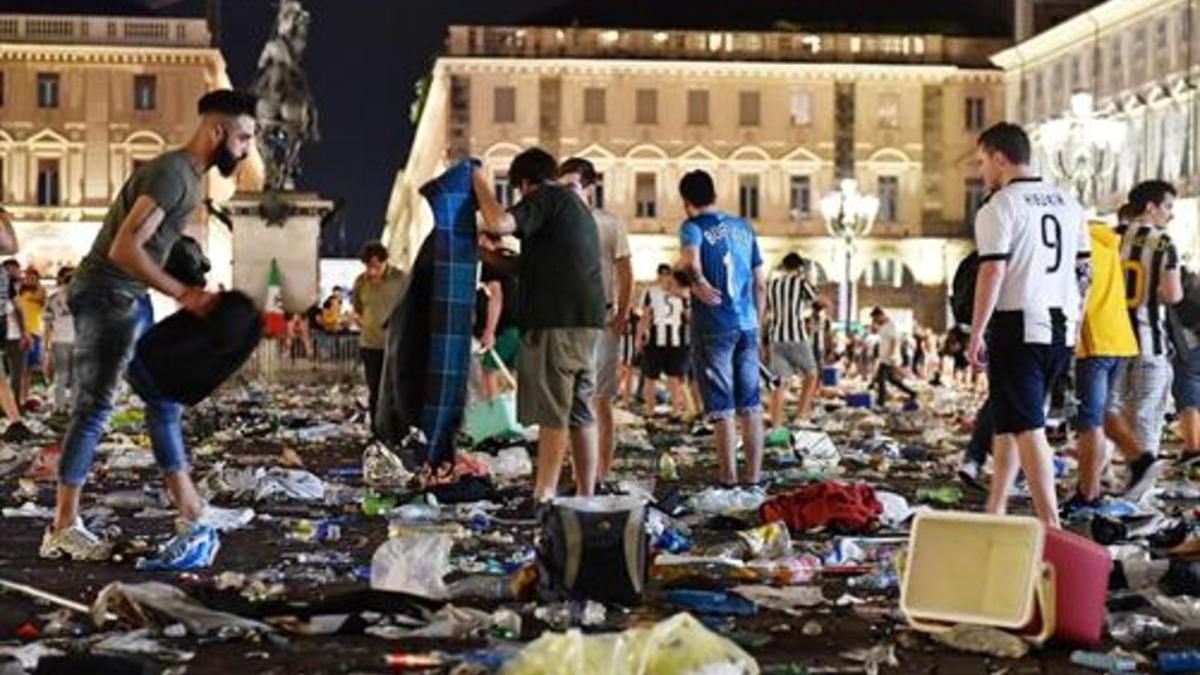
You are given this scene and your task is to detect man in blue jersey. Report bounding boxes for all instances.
[674,170,767,486]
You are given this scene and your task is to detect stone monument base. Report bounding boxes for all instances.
[225,191,333,313]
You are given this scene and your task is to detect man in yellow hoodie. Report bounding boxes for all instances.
[1063,213,1139,516]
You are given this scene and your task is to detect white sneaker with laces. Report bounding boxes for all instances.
[196,504,255,532]
[39,518,114,561]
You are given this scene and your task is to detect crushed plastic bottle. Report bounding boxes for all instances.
[846,567,899,592]
[533,600,606,631]
[1069,650,1138,672]
[1107,612,1179,644]
[658,453,679,481]
[363,442,412,487]
[390,503,441,523]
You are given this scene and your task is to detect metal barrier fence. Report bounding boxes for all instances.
[242,332,362,382]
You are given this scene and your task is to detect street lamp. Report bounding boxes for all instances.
[819,178,879,335]
[1038,91,1126,205]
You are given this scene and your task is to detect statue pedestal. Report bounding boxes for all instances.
[225,191,333,313]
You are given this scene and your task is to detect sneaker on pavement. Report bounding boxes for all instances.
[40,518,114,561]
[1059,491,1101,520]
[197,504,255,532]
[957,460,985,491]
[1125,454,1168,501]
[135,522,220,571]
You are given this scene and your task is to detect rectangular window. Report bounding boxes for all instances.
[738,91,761,127]
[1131,27,1147,81]
[877,175,899,222]
[789,175,811,220]
[964,179,986,232]
[878,93,900,129]
[134,75,156,111]
[1034,72,1045,116]
[1071,54,1082,88]
[1110,36,1124,92]
[493,86,516,124]
[635,89,657,125]
[635,173,656,218]
[583,87,605,124]
[1052,62,1065,110]
[1157,17,1171,71]
[738,175,760,219]
[965,96,986,131]
[493,172,514,209]
[36,158,60,206]
[790,91,812,126]
[37,73,60,109]
[593,172,605,210]
[686,89,709,125]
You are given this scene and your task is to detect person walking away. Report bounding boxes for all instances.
[351,241,404,431]
[871,307,917,407]
[472,148,607,502]
[638,264,690,420]
[44,267,77,416]
[766,253,820,427]
[3,259,28,408]
[0,211,25,434]
[675,169,767,486]
[17,268,47,406]
[967,122,1090,529]
[41,90,257,565]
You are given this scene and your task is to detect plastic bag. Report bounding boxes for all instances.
[92,581,270,636]
[255,468,325,502]
[370,534,453,599]
[688,487,766,516]
[363,442,413,487]
[793,431,839,468]
[500,612,759,675]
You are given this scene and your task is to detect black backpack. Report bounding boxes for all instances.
[134,291,263,405]
[1175,266,1200,332]
[950,252,980,327]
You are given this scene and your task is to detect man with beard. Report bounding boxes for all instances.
[41,90,257,567]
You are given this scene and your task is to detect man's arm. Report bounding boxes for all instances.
[676,245,722,305]
[613,256,634,336]
[636,293,652,349]
[754,265,767,330]
[108,195,213,315]
[482,280,502,350]
[0,208,19,256]
[1160,268,1183,305]
[967,260,1006,369]
[472,168,517,236]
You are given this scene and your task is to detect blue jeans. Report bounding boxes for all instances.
[692,329,761,420]
[58,287,187,486]
[1076,356,1124,430]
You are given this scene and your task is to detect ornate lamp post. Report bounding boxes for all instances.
[1038,91,1126,205]
[819,178,879,335]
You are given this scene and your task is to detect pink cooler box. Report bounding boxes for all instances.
[1035,527,1111,646]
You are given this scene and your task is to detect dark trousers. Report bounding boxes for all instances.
[874,363,916,404]
[361,348,384,429]
[964,397,994,466]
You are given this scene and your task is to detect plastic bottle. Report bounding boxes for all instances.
[847,569,899,592]
[446,575,513,601]
[1069,650,1138,672]
[658,453,679,481]
[361,493,397,517]
[1158,650,1200,673]
[391,503,441,522]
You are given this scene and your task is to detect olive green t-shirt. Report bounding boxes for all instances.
[74,149,202,294]
[511,184,606,330]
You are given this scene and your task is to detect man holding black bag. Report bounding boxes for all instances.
[41,90,257,568]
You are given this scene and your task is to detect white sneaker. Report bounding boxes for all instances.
[39,518,114,561]
[196,504,255,532]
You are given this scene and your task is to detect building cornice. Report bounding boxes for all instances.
[992,0,1183,70]
[437,56,1003,83]
[0,42,224,67]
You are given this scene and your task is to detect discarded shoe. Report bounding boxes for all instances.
[136,522,220,571]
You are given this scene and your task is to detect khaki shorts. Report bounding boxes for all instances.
[518,328,601,429]
[593,328,621,399]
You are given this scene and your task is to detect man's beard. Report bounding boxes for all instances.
[215,144,242,177]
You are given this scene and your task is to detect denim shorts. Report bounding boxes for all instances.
[1075,356,1124,430]
[692,329,761,420]
[1172,345,1200,411]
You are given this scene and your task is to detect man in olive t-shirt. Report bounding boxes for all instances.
[41,90,258,568]
[472,147,606,502]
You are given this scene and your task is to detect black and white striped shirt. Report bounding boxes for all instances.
[767,273,816,343]
[1117,222,1179,357]
[643,287,688,348]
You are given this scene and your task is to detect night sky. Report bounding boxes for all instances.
[16,0,1016,257]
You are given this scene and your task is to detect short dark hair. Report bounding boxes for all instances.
[679,170,716,208]
[1127,180,1177,216]
[1,259,18,269]
[1116,203,1139,223]
[360,241,389,264]
[198,89,257,118]
[558,157,598,187]
[782,252,804,271]
[57,266,74,284]
[977,122,1031,166]
[656,263,672,276]
[509,148,558,187]
[871,306,885,318]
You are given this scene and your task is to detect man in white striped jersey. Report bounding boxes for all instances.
[637,264,690,419]
[1107,180,1182,499]
[765,253,820,427]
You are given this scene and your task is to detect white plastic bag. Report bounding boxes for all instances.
[370,534,453,599]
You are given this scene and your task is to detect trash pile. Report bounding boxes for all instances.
[0,373,1198,674]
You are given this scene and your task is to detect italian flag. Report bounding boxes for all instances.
[263,259,287,337]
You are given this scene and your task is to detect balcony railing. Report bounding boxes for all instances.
[0,14,210,48]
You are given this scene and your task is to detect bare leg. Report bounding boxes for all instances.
[642,377,658,418]
[769,384,787,429]
[163,471,205,522]
[1104,410,1141,461]
[480,370,499,400]
[0,379,20,422]
[986,434,1021,515]
[52,484,82,531]
[1016,429,1061,528]
[713,416,737,485]
[534,426,570,501]
[739,410,764,484]
[798,373,819,420]
[595,396,615,481]
[667,377,687,417]
[569,424,597,497]
[1076,427,1109,501]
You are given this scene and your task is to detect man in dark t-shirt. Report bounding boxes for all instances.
[473,147,606,501]
[42,90,258,568]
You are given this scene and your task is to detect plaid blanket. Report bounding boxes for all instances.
[418,160,479,466]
